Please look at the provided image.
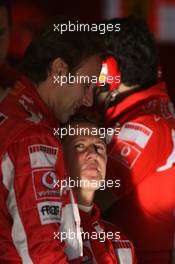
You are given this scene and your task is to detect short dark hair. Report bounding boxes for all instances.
[20,18,105,84]
[65,112,101,126]
[0,0,11,26]
[61,112,104,142]
[105,16,159,88]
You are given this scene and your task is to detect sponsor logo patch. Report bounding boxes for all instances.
[115,249,132,264]
[32,169,60,200]
[118,122,152,149]
[29,144,58,168]
[19,95,43,123]
[113,240,132,264]
[0,112,8,126]
[109,140,141,169]
[114,240,132,249]
[37,201,62,225]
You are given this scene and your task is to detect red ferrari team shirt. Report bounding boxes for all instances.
[105,82,175,264]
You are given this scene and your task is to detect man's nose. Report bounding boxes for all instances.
[82,85,94,107]
[86,145,98,159]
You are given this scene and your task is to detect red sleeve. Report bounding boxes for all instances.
[107,115,169,198]
[3,127,69,263]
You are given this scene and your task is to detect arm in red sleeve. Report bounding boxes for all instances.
[107,115,169,198]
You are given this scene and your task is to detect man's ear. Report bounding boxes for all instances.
[50,57,69,77]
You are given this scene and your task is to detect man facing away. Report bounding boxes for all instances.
[95,16,175,264]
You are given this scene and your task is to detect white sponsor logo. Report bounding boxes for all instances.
[29,144,58,168]
[37,201,62,225]
[121,146,131,157]
[32,169,60,200]
[19,95,43,123]
[42,171,57,189]
[114,240,132,264]
[116,248,132,264]
[118,122,152,149]
[108,140,141,169]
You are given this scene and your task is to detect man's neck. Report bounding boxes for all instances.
[37,80,51,108]
[75,188,95,207]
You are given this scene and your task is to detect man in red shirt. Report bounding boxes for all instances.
[0,19,104,263]
[62,114,136,263]
[95,17,175,263]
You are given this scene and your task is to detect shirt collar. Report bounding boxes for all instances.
[105,82,168,124]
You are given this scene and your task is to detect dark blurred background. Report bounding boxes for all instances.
[8,0,175,103]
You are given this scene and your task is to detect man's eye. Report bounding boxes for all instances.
[95,144,106,153]
[74,144,85,151]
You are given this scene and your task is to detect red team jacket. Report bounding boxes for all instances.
[105,82,175,263]
[76,204,136,264]
[0,76,136,264]
[0,77,83,263]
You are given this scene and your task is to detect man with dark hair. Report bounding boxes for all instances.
[104,17,159,88]
[95,16,175,263]
[0,19,104,263]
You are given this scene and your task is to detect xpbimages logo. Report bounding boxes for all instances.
[53,21,120,35]
[53,73,120,87]
[53,124,120,139]
[53,177,121,191]
[54,230,121,243]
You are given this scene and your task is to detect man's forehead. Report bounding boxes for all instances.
[71,134,105,144]
[62,121,106,145]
